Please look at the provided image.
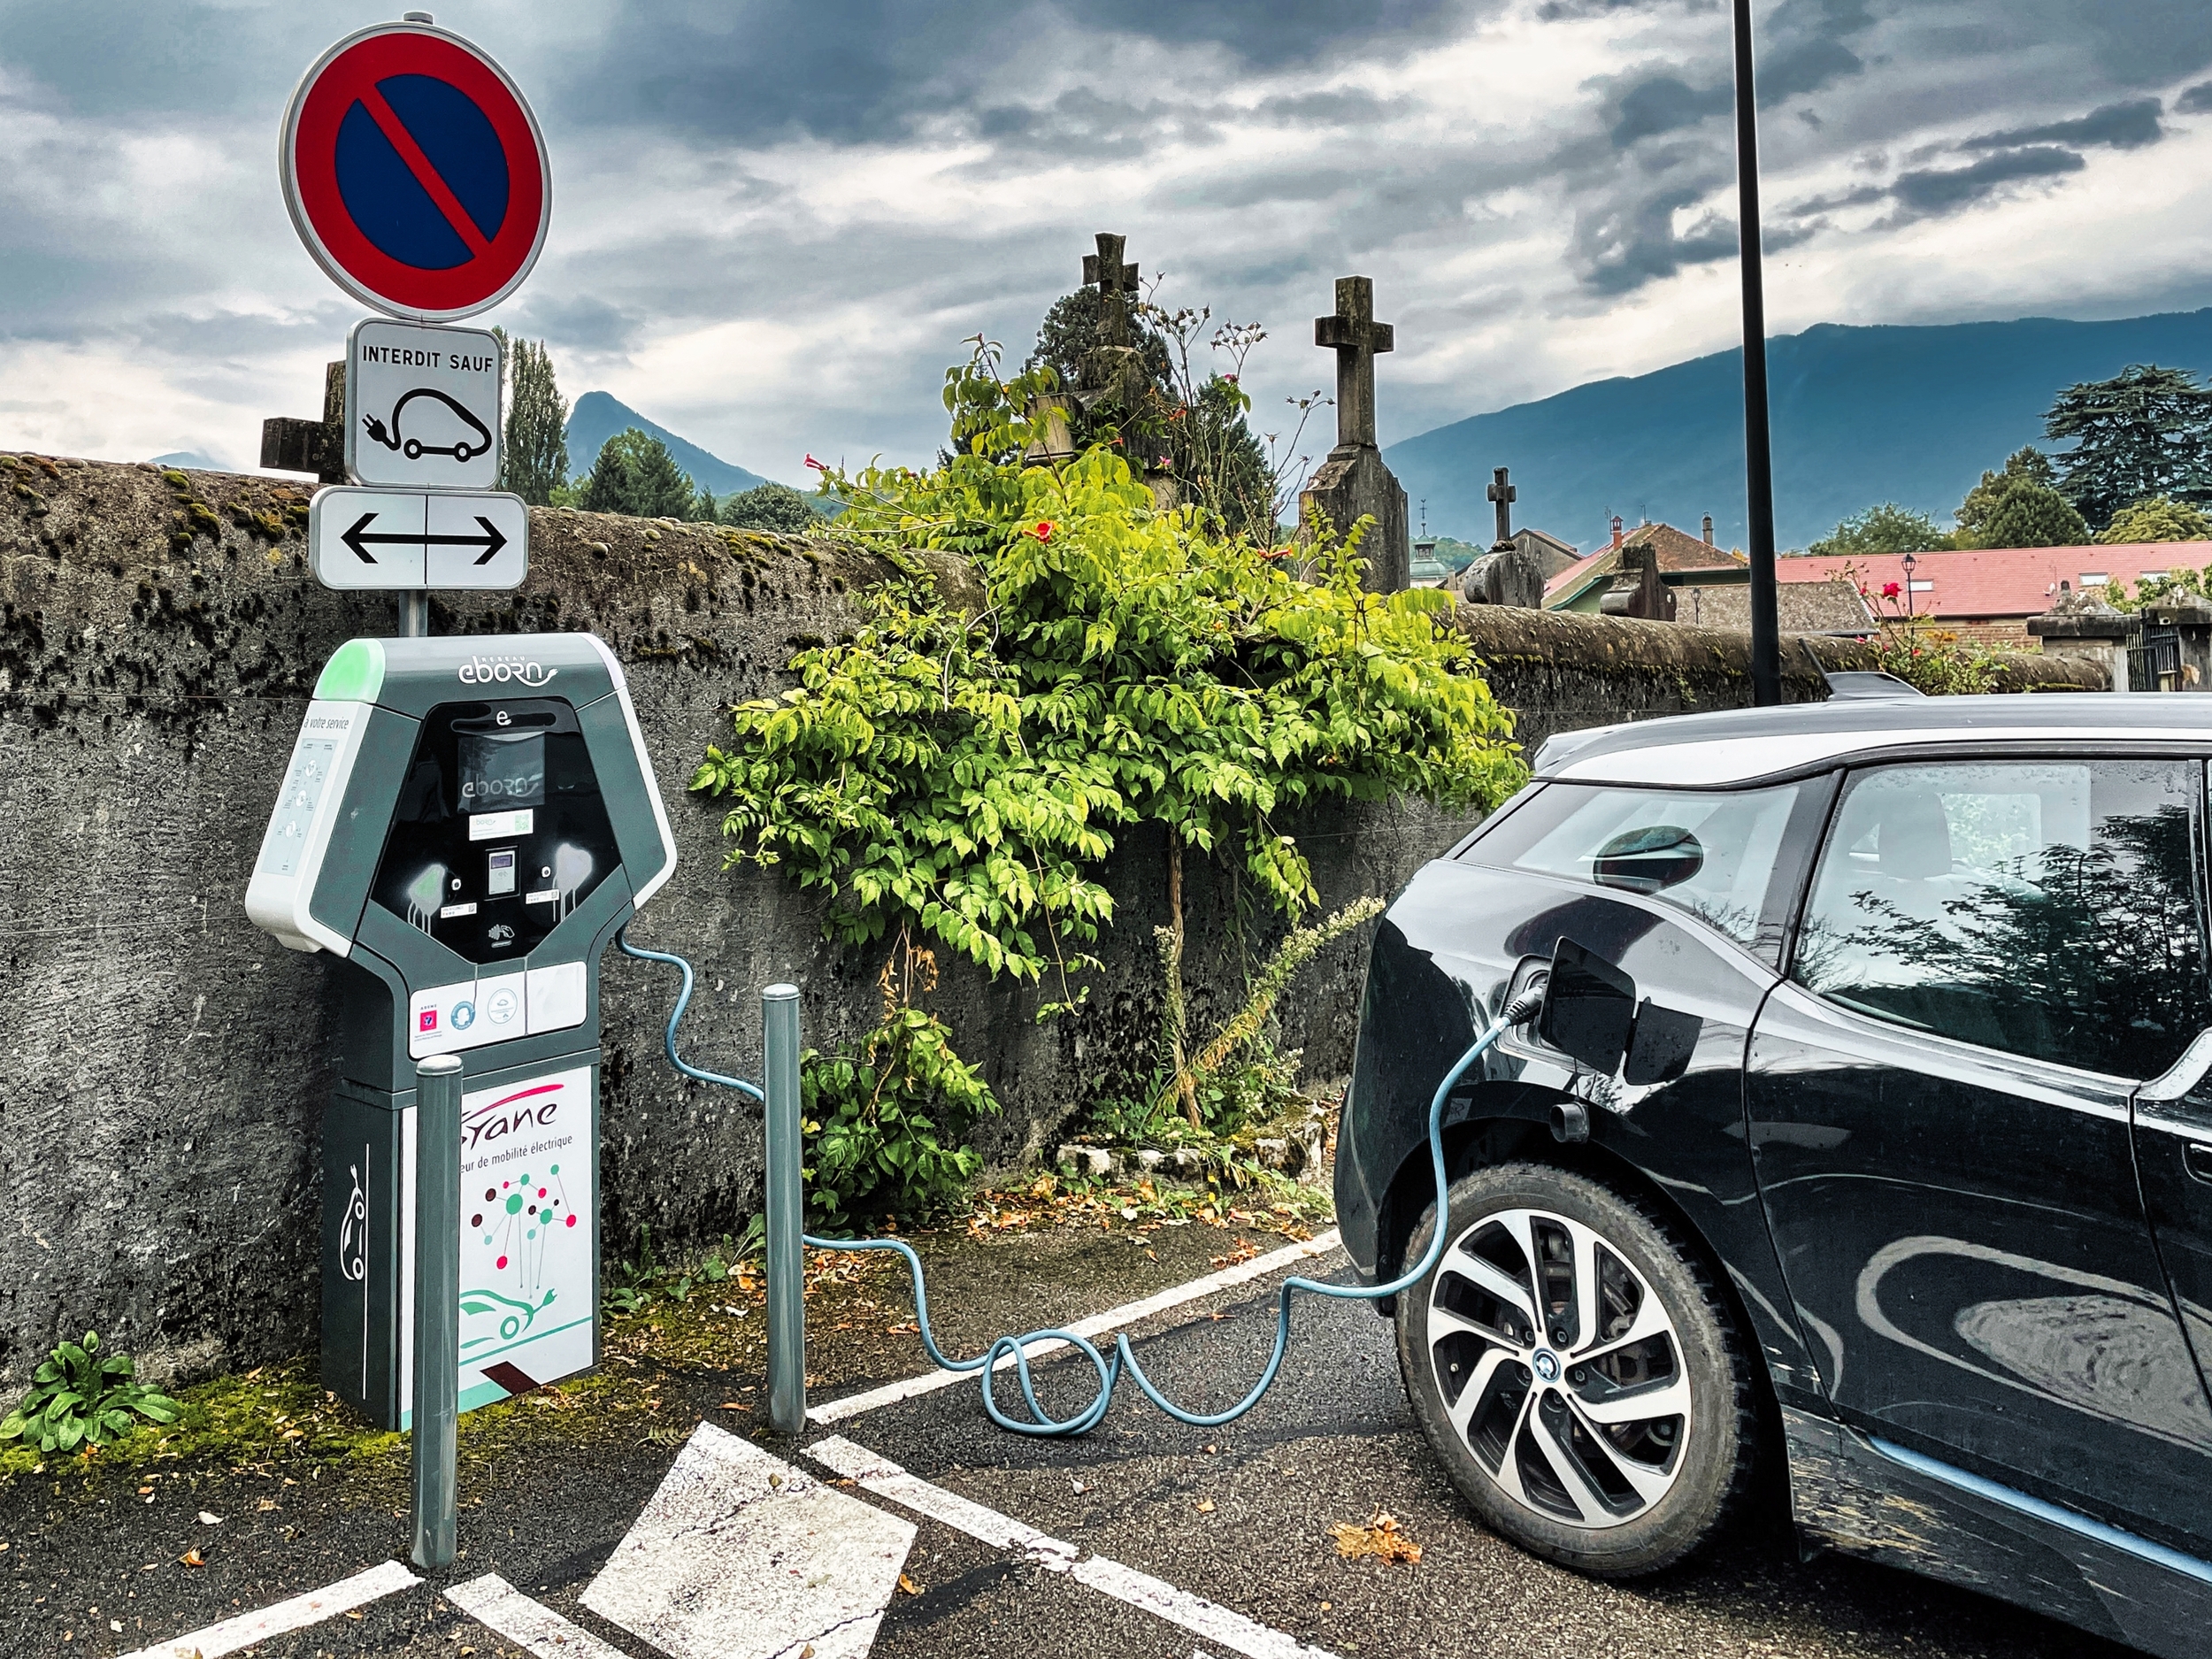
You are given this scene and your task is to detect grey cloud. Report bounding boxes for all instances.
[504,295,641,356]
[1962,96,2164,152]
[560,0,1464,147]
[1755,0,1874,104]
[2176,81,2212,115]
[1890,145,2085,218]
[1573,183,1737,295]
[1606,74,1732,147]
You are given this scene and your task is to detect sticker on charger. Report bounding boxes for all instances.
[471,809,534,841]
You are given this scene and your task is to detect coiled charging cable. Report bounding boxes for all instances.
[620,926,1539,1437]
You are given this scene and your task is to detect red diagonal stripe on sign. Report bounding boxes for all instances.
[358,82,494,260]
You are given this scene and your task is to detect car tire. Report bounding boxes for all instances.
[1395,1160,1756,1578]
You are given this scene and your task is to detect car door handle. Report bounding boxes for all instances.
[2187,1144,2212,1185]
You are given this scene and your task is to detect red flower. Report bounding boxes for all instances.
[1033,521,1055,542]
[804,453,826,472]
[1882,580,1901,598]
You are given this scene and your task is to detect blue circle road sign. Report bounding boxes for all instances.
[281,22,549,320]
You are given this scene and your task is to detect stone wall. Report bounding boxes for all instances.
[0,455,2102,1384]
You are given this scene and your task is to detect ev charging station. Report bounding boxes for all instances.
[247,634,675,1426]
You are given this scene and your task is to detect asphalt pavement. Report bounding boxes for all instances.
[0,1239,2134,1659]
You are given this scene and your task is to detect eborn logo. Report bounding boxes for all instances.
[458,654,557,688]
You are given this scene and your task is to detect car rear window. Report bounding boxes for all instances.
[1461,780,1804,950]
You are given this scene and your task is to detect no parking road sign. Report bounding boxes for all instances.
[281,20,550,320]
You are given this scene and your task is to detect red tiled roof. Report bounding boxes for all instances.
[1778,543,2212,620]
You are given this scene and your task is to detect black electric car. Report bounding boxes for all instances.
[1337,694,2212,1657]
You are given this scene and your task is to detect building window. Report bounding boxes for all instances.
[2079,572,2108,587]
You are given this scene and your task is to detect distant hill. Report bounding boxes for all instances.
[1385,309,2212,553]
[565,392,774,499]
[150,449,226,472]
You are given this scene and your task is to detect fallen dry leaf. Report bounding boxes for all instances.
[1328,1510,1421,1564]
[718,1402,750,1412]
[178,1548,205,1568]
[1195,1499,1216,1513]
[897,1573,921,1595]
[196,1511,222,1525]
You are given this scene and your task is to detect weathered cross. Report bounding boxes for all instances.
[1314,276,1394,449]
[1488,466,1517,547]
[1082,233,1139,349]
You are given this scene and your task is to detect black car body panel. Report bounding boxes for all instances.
[1339,695,2212,1653]
[1340,856,1827,1403]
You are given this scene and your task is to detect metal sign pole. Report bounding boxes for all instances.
[764,985,806,1434]
[411,1053,464,1569]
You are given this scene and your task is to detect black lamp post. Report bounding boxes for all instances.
[1902,550,1918,620]
[1732,0,1780,706]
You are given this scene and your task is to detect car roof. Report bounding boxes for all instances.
[1533,695,2212,787]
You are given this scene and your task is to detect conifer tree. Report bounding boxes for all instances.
[496,334,571,506]
[2045,365,2212,530]
[578,428,701,518]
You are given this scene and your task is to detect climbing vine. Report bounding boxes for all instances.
[692,340,1525,1202]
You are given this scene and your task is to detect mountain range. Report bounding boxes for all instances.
[1384,309,2212,554]
[564,391,773,498]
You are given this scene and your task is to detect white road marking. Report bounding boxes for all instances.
[115,1559,419,1659]
[448,1574,632,1657]
[582,1421,916,1659]
[808,1436,1341,1659]
[809,1227,1344,1425]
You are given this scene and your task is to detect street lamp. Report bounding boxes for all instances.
[1901,550,1918,620]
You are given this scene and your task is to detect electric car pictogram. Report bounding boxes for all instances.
[361,388,494,463]
[1340,685,2212,1658]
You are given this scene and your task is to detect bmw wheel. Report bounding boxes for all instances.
[1395,1161,1756,1577]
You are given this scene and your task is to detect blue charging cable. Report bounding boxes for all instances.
[619,926,1536,1437]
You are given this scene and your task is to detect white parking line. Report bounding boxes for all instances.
[808,1435,1341,1659]
[582,1423,916,1659]
[808,1227,1343,1425]
[448,1573,634,1658]
[116,1559,419,1659]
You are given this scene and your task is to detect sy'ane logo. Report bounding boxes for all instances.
[458,654,557,688]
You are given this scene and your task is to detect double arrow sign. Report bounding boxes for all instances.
[309,487,527,593]
[341,510,507,566]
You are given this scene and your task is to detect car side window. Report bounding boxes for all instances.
[1465,781,1804,950]
[1792,759,2212,1079]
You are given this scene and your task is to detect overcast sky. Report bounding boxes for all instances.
[4,0,2211,497]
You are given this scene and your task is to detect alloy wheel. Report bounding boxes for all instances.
[1425,1205,1692,1530]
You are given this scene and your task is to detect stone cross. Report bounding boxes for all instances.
[1488,467,1517,548]
[1082,234,1139,350]
[1314,277,1394,449]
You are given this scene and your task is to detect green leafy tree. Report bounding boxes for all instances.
[2045,365,2212,530]
[578,428,705,519]
[2098,495,2212,545]
[720,480,822,534]
[494,334,570,506]
[1954,448,2088,548]
[695,339,1524,1181]
[1809,502,1953,558]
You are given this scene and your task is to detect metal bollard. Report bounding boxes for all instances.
[763,984,805,1435]
[411,1054,463,1570]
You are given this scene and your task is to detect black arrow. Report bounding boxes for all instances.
[342,512,508,565]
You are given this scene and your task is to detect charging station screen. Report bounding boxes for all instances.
[371,699,621,964]
[458,732,546,811]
